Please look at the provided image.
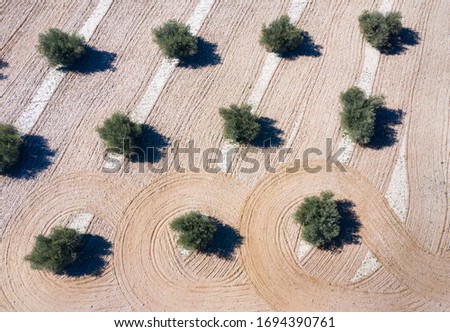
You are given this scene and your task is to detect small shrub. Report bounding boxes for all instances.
[170,211,217,251]
[152,20,198,59]
[358,10,402,49]
[259,15,303,54]
[219,104,260,144]
[25,227,81,273]
[340,86,385,145]
[37,28,86,67]
[0,123,21,173]
[294,191,341,248]
[96,113,142,155]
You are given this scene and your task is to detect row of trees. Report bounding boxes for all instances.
[37,10,403,68]
[25,191,347,276]
[0,88,385,175]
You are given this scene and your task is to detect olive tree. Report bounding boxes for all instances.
[25,227,81,273]
[260,15,303,54]
[219,104,260,144]
[170,211,217,251]
[96,113,142,155]
[0,123,21,173]
[294,191,341,248]
[37,28,86,67]
[340,86,385,145]
[152,20,198,59]
[359,11,402,49]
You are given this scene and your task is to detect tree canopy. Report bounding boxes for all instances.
[259,15,303,54]
[170,211,217,251]
[0,123,21,173]
[25,227,81,273]
[96,112,142,155]
[294,191,341,248]
[340,86,385,145]
[37,28,86,67]
[152,20,198,59]
[359,11,402,49]
[219,104,260,144]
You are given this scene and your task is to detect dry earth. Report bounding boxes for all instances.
[0,0,448,311]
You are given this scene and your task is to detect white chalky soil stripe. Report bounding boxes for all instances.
[220,0,309,172]
[219,141,237,173]
[247,53,280,110]
[14,0,114,135]
[350,250,381,282]
[68,212,94,234]
[385,124,409,221]
[105,0,215,171]
[297,239,312,260]
[336,0,394,164]
[129,0,215,124]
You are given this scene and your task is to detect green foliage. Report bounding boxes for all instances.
[340,86,385,145]
[37,28,86,67]
[259,15,303,54]
[219,104,260,144]
[294,191,341,248]
[25,227,81,273]
[0,123,21,173]
[96,113,142,155]
[358,10,402,49]
[152,20,198,59]
[170,211,217,251]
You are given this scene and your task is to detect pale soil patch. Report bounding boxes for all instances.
[287,0,308,23]
[385,125,409,221]
[185,0,215,35]
[296,239,312,260]
[247,53,280,109]
[14,69,65,134]
[219,141,238,173]
[68,212,94,234]
[129,58,178,123]
[77,0,113,40]
[351,250,381,282]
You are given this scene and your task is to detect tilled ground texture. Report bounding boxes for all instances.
[0,0,448,311]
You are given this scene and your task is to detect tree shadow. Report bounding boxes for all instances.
[63,234,112,277]
[0,58,8,80]
[178,37,221,69]
[282,31,322,60]
[129,124,169,163]
[6,135,55,179]
[380,28,420,55]
[367,107,403,149]
[322,200,361,251]
[199,218,243,260]
[64,46,116,74]
[251,117,284,148]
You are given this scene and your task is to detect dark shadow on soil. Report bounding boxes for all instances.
[0,58,8,80]
[6,135,55,179]
[380,28,420,55]
[178,37,221,69]
[251,117,284,148]
[63,234,112,277]
[200,218,243,260]
[282,31,322,59]
[129,124,169,163]
[322,200,361,252]
[367,107,403,149]
[65,46,116,74]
